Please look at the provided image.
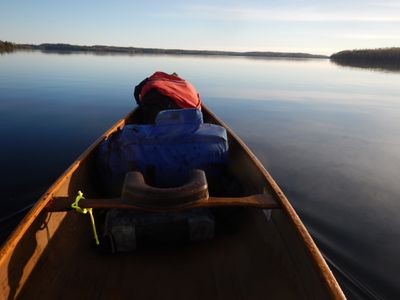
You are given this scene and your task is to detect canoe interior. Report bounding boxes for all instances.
[0,107,344,299]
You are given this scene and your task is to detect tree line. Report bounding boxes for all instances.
[0,41,328,58]
[0,41,16,52]
[330,48,400,71]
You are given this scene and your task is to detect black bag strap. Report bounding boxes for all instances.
[133,77,149,105]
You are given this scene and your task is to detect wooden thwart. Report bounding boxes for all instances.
[46,193,280,213]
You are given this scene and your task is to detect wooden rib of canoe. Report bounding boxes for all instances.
[0,105,345,299]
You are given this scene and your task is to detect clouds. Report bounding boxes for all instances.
[340,34,400,40]
[370,1,400,8]
[182,3,400,23]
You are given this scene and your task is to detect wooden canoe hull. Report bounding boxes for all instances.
[0,106,345,299]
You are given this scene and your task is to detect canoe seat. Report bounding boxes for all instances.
[121,169,209,207]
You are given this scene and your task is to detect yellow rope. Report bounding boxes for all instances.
[71,191,100,245]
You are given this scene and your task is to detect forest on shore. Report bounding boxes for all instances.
[0,41,18,52]
[0,40,327,59]
[330,48,400,71]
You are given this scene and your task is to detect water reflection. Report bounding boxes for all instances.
[331,58,400,73]
[1,51,400,299]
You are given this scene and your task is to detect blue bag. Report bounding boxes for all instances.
[97,109,229,195]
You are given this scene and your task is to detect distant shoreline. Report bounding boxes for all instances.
[0,40,328,59]
[3,41,399,71]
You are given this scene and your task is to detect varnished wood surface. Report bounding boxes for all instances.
[17,209,303,300]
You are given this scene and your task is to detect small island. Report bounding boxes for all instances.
[330,48,400,71]
[0,40,327,59]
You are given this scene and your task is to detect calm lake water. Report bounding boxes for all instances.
[1,51,400,299]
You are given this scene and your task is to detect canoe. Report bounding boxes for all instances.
[0,105,345,299]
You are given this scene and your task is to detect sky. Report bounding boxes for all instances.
[1,0,400,55]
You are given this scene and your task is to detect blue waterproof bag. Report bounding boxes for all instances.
[97,109,229,195]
